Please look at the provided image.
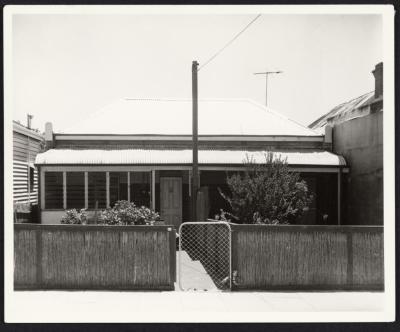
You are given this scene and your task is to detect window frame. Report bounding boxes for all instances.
[44,171,64,210]
[88,172,107,209]
[28,165,35,193]
[66,171,85,209]
[41,168,159,211]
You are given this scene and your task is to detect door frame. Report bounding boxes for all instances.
[160,176,183,226]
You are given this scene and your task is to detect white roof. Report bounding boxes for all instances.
[63,98,320,137]
[13,121,44,141]
[36,149,346,166]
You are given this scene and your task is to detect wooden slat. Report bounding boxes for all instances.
[13,184,37,189]
[13,188,38,193]
[14,199,38,204]
[13,147,41,157]
[14,168,28,172]
[13,177,37,183]
[13,141,41,152]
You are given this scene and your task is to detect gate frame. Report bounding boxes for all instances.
[178,221,232,291]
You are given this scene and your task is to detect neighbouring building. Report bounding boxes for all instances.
[309,62,383,225]
[35,98,349,227]
[13,118,44,222]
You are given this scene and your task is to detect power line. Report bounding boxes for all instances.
[198,14,262,71]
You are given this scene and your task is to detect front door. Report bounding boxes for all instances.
[160,177,182,228]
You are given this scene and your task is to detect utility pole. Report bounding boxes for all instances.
[254,71,283,107]
[192,60,199,221]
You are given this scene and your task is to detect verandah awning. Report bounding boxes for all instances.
[35,149,346,167]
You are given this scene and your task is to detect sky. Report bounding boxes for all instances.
[11,12,382,133]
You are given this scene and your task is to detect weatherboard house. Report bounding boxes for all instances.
[35,98,348,227]
[13,120,43,207]
[13,120,44,224]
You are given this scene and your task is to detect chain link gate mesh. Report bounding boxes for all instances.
[178,222,232,291]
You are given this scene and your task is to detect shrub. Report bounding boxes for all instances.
[61,209,88,225]
[218,152,313,225]
[14,202,31,213]
[98,208,120,225]
[99,200,160,225]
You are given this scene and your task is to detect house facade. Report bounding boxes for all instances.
[13,120,44,207]
[35,98,348,227]
[309,62,383,225]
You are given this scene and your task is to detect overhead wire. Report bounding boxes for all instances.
[198,14,262,72]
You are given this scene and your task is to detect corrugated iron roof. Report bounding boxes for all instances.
[309,92,374,130]
[36,149,346,166]
[62,98,320,137]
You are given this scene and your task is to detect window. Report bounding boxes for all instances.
[88,172,106,209]
[66,172,85,209]
[130,172,151,207]
[28,166,35,193]
[109,172,128,206]
[44,172,63,209]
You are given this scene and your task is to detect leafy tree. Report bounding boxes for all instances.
[218,152,313,224]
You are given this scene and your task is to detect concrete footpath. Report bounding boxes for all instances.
[5,290,387,322]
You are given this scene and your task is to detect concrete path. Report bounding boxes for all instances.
[176,250,218,291]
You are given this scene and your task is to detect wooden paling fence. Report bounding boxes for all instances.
[230,224,384,291]
[14,224,176,290]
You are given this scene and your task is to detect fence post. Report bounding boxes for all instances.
[230,225,236,290]
[169,227,176,284]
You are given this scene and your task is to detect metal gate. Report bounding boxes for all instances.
[178,221,232,291]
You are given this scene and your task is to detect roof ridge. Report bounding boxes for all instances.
[245,99,320,135]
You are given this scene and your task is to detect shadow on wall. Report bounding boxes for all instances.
[333,112,383,225]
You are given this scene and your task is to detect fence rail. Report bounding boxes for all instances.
[14,224,176,290]
[230,224,384,291]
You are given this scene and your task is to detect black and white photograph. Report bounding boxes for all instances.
[4,4,395,323]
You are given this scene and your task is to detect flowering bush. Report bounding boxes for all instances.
[61,209,88,224]
[99,200,160,225]
[218,152,313,225]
